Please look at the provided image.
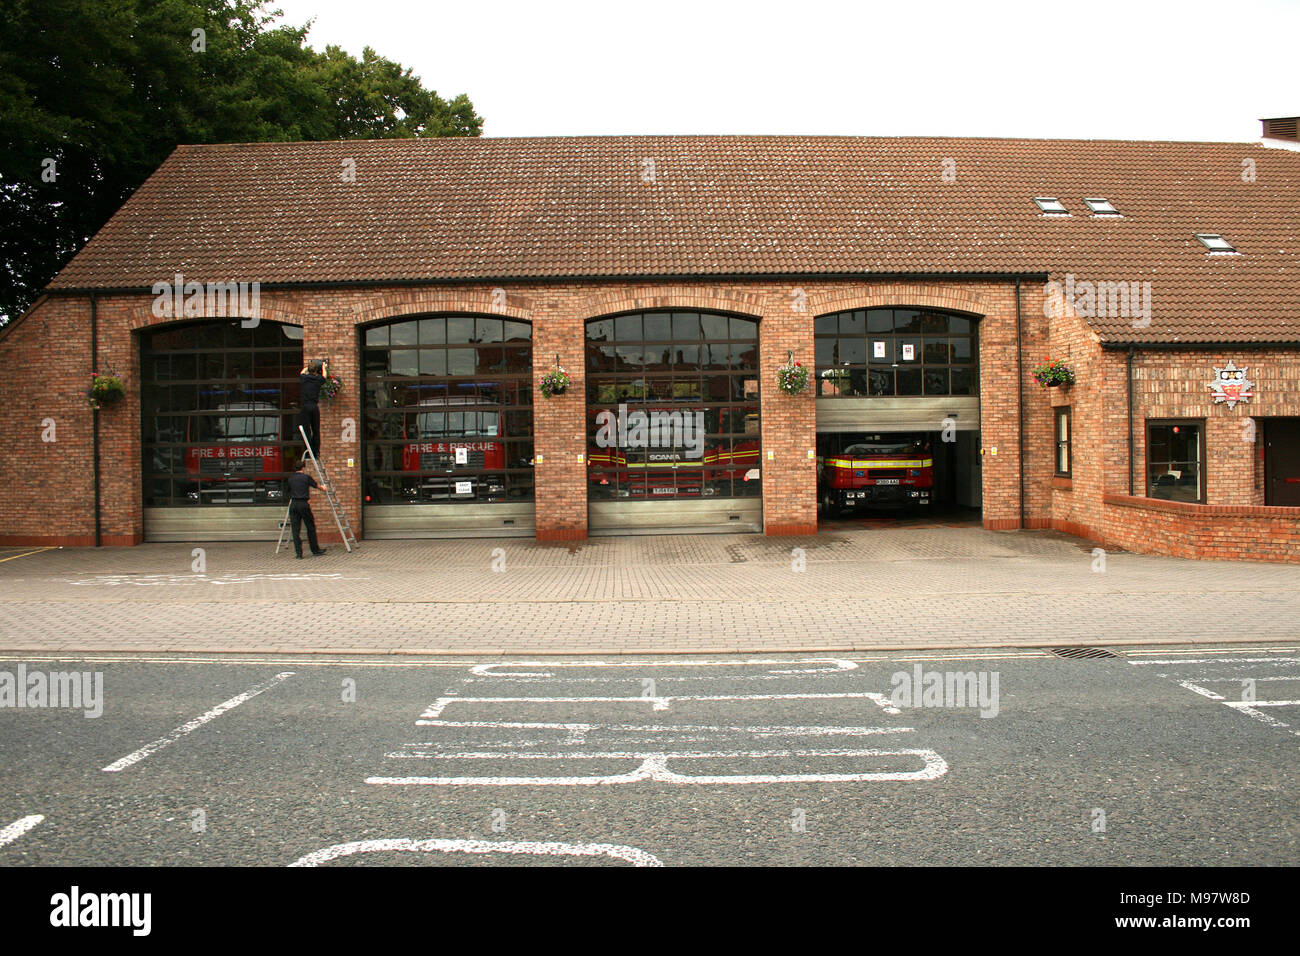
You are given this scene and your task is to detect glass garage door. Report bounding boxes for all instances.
[585,310,762,534]
[361,314,535,538]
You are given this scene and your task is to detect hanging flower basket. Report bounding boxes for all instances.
[540,367,570,398]
[776,360,810,395]
[319,374,343,400]
[87,371,125,410]
[1031,358,1075,389]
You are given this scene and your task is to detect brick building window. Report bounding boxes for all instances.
[1146,420,1205,503]
[361,315,533,504]
[140,319,304,507]
[1055,406,1072,477]
[585,311,760,500]
[814,308,977,397]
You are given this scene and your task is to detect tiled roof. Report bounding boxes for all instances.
[47,135,1300,344]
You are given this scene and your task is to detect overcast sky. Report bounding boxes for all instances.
[270,0,1298,142]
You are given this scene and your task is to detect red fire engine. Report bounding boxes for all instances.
[819,437,934,515]
[399,396,510,501]
[588,407,760,498]
[183,402,284,504]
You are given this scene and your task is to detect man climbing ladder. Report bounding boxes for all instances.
[276,425,358,555]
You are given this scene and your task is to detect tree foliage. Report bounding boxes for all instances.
[0,0,483,323]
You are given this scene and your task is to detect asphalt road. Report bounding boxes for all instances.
[1,646,1297,867]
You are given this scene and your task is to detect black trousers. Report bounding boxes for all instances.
[297,403,321,457]
[289,499,321,556]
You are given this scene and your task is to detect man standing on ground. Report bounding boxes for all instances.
[288,459,327,559]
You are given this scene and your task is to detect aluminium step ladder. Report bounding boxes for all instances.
[275,425,358,554]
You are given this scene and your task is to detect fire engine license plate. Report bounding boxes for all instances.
[875,478,900,485]
[652,487,675,495]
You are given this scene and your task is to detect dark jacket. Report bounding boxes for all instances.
[300,372,325,406]
[288,471,319,501]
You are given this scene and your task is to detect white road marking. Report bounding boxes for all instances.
[0,814,44,848]
[1191,676,1300,682]
[464,673,853,684]
[1131,657,1300,666]
[1220,704,1296,732]
[421,691,901,719]
[469,658,857,678]
[102,672,294,772]
[387,747,923,760]
[401,719,910,747]
[1176,680,1226,701]
[288,838,662,867]
[1149,662,1300,737]
[1225,699,1300,708]
[1125,646,1300,657]
[366,749,948,786]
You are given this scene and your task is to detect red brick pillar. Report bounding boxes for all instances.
[100,297,145,544]
[533,304,587,540]
[304,298,361,544]
[760,302,817,535]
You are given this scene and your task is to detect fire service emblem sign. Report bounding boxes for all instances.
[1207,361,1255,409]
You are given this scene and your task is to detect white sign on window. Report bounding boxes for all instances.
[455,481,472,495]
[902,343,915,361]
[455,447,468,465]
[873,340,886,359]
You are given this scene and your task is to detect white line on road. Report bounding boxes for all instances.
[288,838,663,867]
[420,691,901,719]
[387,747,924,760]
[1224,699,1300,708]
[1191,676,1300,682]
[463,673,854,684]
[1176,680,1226,701]
[405,719,911,746]
[0,815,44,848]
[102,672,295,772]
[469,658,858,677]
[1131,657,1300,666]
[366,749,949,786]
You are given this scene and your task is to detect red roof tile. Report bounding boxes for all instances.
[46,136,1300,343]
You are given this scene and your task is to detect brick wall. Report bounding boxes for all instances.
[0,296,98,545]
[0,275,1139,549]
[1041,291,1300,562]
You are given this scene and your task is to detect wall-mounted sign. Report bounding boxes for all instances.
[1208,361,1255,409]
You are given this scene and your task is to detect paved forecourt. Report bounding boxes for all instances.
[0,526,1296,654]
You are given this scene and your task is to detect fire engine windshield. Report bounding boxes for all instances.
[414,411,499,439]
[217,416,279,441]
[842,442,919,456]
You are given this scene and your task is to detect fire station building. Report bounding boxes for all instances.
[2,129,1298,561]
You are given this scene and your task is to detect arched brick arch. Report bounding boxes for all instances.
[807,284,990,319]
[122,299,303,334]
[576,286,767,321]
[347,289,536,327]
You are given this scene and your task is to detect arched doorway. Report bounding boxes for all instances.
[140,318,304,540]
[585,310,762,534]
[360,314,535,537]
[813,307,983,520]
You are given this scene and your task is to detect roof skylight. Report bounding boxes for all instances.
[1195,233,1238,254]
[1083,197,1120,216]
[1033,197,1069,215]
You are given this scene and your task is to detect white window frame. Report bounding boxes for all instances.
[1033,197,1070,216]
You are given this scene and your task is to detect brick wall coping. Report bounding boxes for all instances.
[1103,493,1300,519]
